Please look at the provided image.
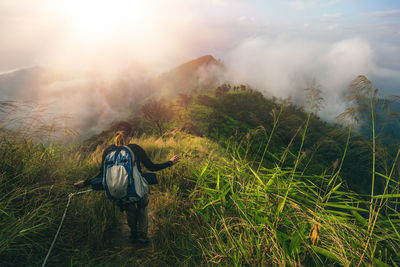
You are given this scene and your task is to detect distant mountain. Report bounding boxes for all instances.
[154,55,225,96]
[0,55,225,101]
[168,55,220,77]
[0,55,226,138]
[0,66,49,100]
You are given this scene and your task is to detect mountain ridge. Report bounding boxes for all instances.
[154,54,224,95]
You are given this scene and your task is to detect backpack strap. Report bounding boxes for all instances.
[123,145,135,166]
[123,145,149,198]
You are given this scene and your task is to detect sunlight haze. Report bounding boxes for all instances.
[0,0,399,132]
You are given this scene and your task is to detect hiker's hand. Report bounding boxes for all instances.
[74,180,86,189]
[170,154,181,165]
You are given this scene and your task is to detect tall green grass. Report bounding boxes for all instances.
[189,80,400,266]
[190,151,400,265]
[0,134,122,266]
[0,131,223,266]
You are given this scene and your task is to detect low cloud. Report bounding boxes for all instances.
[0,67,154,139]
[224,37,376,121]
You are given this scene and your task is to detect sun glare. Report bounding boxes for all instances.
[60,0,150,41]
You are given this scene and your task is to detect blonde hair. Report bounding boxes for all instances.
[114,131,127,146]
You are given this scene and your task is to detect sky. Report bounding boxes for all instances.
[0,0,399,125]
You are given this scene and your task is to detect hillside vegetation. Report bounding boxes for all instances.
[1,75,400,266]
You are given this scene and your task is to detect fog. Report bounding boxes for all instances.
[224,37,377,120]
[0,35,397,138]
[1,1,399,138]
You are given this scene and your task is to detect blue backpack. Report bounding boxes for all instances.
[102,145,149,202]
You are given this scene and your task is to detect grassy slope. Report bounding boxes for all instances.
[1,88,400,266]
[0,132,225,266]
[2,130,400,266]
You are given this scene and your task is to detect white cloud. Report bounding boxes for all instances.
[224,37,376,121]
[328,24,340,30]
[362,9,400,17]
[322,13,343,20]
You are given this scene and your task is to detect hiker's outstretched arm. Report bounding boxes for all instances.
[73,146,113,190]
[74,180,86,188]
[169,155,181,164]
[130,144,174,171]
[74,176,103,191]
[85,176,104,190]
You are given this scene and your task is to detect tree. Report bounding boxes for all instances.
[141,99,172,136]
[177,93,193,110]
[207,110,224,138]
[215,84,230,98]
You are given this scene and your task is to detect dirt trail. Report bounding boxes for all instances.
[106,193,162,265]
[110,196,159,244]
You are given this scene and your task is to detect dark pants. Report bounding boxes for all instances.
[122,194,149,237]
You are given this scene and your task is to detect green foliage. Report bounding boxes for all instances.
[2,78,399,266]
[190,142,400,266]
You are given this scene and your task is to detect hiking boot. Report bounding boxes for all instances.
[137,235,150,246]
[130,231,139,240]
[131,233,150,246]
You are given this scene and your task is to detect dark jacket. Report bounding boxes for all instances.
[84,144,173,190]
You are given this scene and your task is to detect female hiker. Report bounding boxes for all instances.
[74,122,181,245]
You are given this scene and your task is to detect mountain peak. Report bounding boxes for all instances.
[155,55,223,95]
[172,55,218,75]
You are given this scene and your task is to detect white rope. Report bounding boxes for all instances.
[41,189,93,267]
